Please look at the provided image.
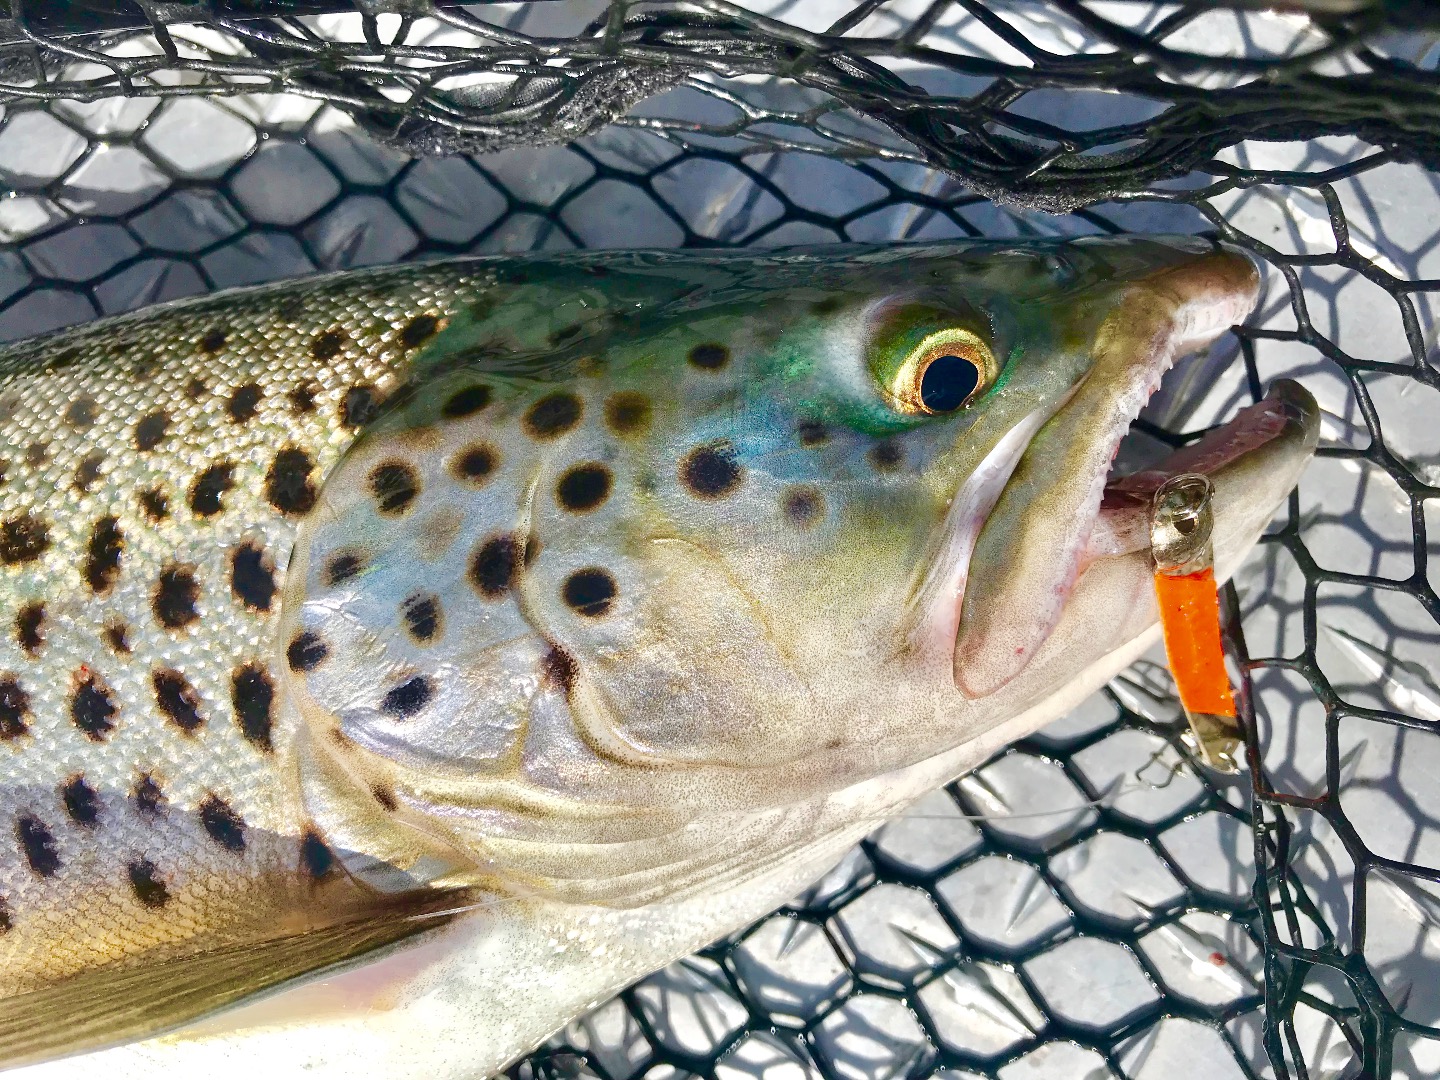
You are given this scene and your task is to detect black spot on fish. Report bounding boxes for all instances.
[467,293,499,321]
[680,441,743,498]
[369,461,420,516]
[300,830,336,879]
[185,377,207,400]
[550,322,588,348]
[71,669,118,741]
[139,487,169,522]
[562,568,617,617]
[231,541,276,612]
[289,382,318,414]
[0,514,50,564]
[104,621,131,655]
[153,566,200,630]
[133,775,165,817]
[523,393,582,440]
[126,348,156,383]
[0,677,30,740]
[232,664,274,752]
[134,410,170,452]
[73,452,104,493]
[84,516,124,594]
[15,815,59,878]
[688,343,730,370]
[0,459,9,487]
[227,382,263,424]
[24,441,47,468]
[341,385,381,429]
[266,447,317,515]
[868,441,902,472]
[323,550,366,587]
[810,295,847,316]
[190,463,235,517]
[541,644,577,698]
[381,676,433,718]
[401,593,441,643]
[61,776,100,828]
[65,396,97,430]
[441,385,492,420]
[198,795,247,853]
[451,443,497,485]
[287,631,328,672]
[44,347,80,373]
[0,896,10,934]
[400,313,441,349]
[200,328,227,353]
[310,329,345,361]
[470,534,520,599]
[372,786,398,812]
[556,463,612,513]
[782,486,825,528]
[797,420,829,446]
[128,859,169,908]
[604,391,651,436]
[152,669,204,734]
[15,603,43,656]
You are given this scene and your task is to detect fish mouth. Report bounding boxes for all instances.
[951,245,1320,699]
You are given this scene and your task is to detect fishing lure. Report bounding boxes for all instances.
[1151,473,1244,772]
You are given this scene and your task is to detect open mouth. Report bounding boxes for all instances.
[948,246,1320,699]
[1084,379,1316,564]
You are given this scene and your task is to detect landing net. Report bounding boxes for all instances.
[0,3,1436,1077]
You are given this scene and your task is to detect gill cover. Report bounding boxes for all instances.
[275,363,821,900]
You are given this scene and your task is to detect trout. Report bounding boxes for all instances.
[0,239,1316,1078]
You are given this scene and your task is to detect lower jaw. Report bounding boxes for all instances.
[1082,379,1317,566]
[950,376,1317,718]
[950,372,1318,703]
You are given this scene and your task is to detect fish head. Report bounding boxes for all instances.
[277,239,1315,899]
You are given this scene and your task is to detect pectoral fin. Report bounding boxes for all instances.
[0,889,469,1071]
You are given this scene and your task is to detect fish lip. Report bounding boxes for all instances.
[952,245,1285,698]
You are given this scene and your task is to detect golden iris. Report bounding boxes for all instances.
[882,325,996,416]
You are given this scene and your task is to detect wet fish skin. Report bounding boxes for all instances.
[0,264,481,1005]
[0,240,1317,1078]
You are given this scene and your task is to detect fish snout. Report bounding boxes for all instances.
[952,243,1279,699]
[1140,247,1261,356]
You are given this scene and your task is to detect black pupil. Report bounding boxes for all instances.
[919,354,981,412]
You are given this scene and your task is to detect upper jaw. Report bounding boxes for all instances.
[949,245,1315,699]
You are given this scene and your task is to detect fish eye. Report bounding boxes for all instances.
[866,303,998,418]
[918,353,981,413]
[886,326,996,417]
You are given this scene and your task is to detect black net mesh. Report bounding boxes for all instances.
[0,3,1437,1079]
